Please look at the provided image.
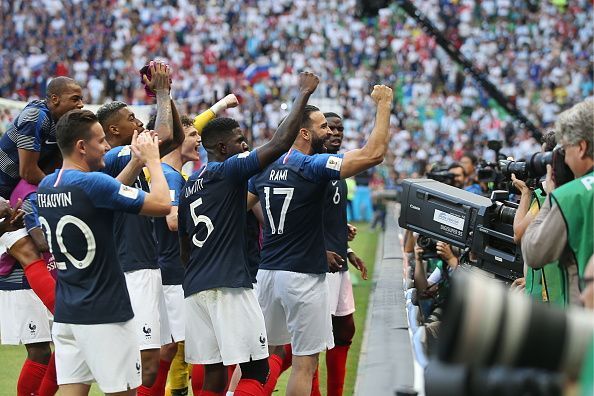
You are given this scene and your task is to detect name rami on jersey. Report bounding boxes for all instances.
[37,192,73,208]
[269,169,287,181]
[184,178,204,197]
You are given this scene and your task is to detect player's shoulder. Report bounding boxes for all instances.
[38,170,58,189]
[17,100,49,123]
[106,145,132,158]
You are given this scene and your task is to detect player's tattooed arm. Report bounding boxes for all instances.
[256,71,319,167]
[143,62,173,145]
[157,99,185,158]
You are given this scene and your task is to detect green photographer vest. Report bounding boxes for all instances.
[550,171,594,279]
[525,189,544,301]
[531,188,569,306]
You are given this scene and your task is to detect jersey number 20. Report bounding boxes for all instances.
[39,215,96,270]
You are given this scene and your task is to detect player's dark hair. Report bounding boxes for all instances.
[201,117,240,151]
[46,76,78,98]
[96,101,128,130]
[300,105,320,129]
[323,112,342,120]
[461,151,477,165]
[56,109,98,155]
[181,115,193,128]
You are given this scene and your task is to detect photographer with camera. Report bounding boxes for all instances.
[522,100,594,306]
[511,131,573,305]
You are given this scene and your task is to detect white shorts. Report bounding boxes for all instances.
[0,289,52,345]
[0,228,28,249]
[256,270,334,355]
[327,270,356,317]
[52,320,141,393]
[185,287,269,365]
[162,284,185,343]
[125,269,171,349]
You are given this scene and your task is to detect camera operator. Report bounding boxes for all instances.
[511,131,573,305]
[447,162,466,189]
[460,151,482,194]
[522,100,594,306]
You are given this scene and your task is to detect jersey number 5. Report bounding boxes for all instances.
[264,187,294,235]
[189,198,214,247]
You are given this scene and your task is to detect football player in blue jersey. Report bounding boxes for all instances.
[95,62,186,395]
[37,109,171,396]
[0,77,83,316]
[322,112,367,396]
[178,71,320,396]
[247,85,393,396]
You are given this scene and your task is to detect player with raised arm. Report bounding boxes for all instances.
[95,61,185,396]
[178,71,319,396]
[37,109,171,395]
[322,112,368,396]
[247,85,393,396]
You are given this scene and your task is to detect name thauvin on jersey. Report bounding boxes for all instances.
[269,169,287,181]
[38,192,73,208]
[185,178,205,197]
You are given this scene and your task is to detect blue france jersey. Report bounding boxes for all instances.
[324,179,349,271]
[38,170,146,324]
[0,101,58,198]
[179,150,260,297]
[249,149,344,274]
[154,163,185,285]
[102,146,158,272]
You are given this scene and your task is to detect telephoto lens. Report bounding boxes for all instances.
[437,271,594,379]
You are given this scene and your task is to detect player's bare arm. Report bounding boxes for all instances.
[256,71,320,166]
[17,149,45,185]
[339,85,393,179]
[142,61,173,145]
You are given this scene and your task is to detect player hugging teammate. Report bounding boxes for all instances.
[0,61,393,396]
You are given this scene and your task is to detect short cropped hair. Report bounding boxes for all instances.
[201,117,240,150]
[301,105,321,129]
[56,109,98,155]
[542,130,557,152]
[181,115,193,127]
[46,77,78,98]
[96,101,128,130]
[323,112,342,120]
[460,151,477,165]
[555,100,594,158]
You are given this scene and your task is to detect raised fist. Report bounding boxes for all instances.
[222,94,239,109]
[298,71,319,95]
[142,61,171,93]
[371,85,393,105]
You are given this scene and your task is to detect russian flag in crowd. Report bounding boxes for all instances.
[243,63,270,84]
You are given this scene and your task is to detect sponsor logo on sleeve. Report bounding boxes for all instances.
[325,156,343,171]
[118,184,139,200]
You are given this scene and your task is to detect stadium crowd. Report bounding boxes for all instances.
[1,0,593,176]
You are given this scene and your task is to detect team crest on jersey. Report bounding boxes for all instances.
[119,184,139,199]
[28,321,37,335]
[325,156,342,171]
[142,324,152,339]
[259,334,266,347]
